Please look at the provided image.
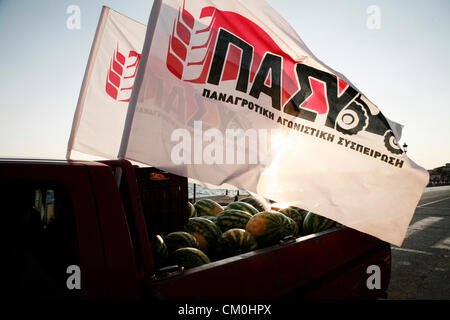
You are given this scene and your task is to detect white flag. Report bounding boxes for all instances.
[120,0,428,246]
[67,6,146,160]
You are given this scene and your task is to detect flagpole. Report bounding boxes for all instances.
[118,0,162,160]
[66,6,110,160]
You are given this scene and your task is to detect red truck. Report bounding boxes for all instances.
[2,158,390,300]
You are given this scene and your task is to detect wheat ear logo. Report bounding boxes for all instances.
[106,43,141,102]
[166,1,217,82]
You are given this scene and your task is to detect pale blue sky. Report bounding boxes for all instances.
[0,0,449,169]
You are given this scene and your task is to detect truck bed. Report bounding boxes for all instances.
[147,226,390,300]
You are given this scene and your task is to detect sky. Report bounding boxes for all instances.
[0,0,449,170]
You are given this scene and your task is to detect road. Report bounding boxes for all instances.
[387,185,450,299]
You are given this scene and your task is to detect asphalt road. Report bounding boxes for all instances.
[387,185,450,300]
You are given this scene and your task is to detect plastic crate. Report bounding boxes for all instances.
[135,167,188,236]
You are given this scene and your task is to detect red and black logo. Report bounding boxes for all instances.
[166,1,403,155]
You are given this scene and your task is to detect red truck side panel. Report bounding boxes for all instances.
[293,243,391,299]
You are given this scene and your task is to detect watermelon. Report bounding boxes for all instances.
[194,199,224,217]
[188,202,197,218]
[245,211,298,248]
[216,228,258,258]
[169,247,211,269]
[225,201,259,215]
[149,234,168,268]
[215,209,253,232]
[302,212,336,235]
[184,217,222,253]
[239,197,265,212]
[164,231,200,254]
[279,207,306,234]
[201,215,217,223]
[289,206,309,219]
[284,216,299,238]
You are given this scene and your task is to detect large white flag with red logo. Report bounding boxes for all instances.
[119,0,428,246]
[67,6,146,159]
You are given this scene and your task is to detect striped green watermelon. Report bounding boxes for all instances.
[284,215,299,238]
[302,212,336,235]
[225,201,259,215]
[239,197,265,212]
[149,234,168,268]
[214,209,253,232]
[289,206,309,219]
[216,228,258,258]
[169,247,211,269]
[245,211,298,248]
[279,207,306,234]
[201,215,217,223]
[164,231,200,254]
[188,202,197,218]
[184,217,222,253]
[194,199,224,217]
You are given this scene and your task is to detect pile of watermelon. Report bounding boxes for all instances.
[150,197,336,271]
